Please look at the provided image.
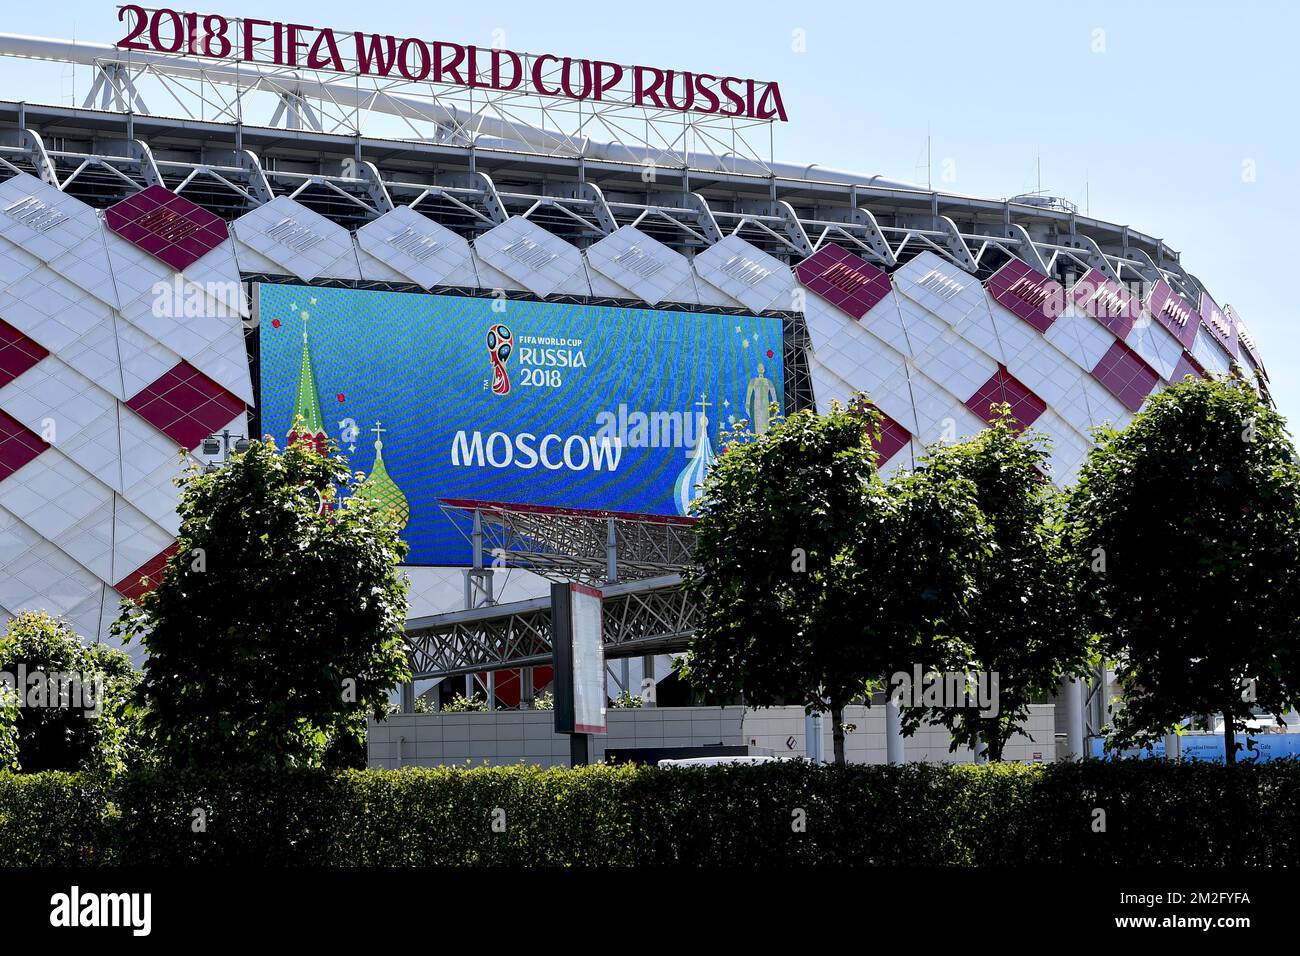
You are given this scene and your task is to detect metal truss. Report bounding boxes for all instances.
[0,94,1210,308]
[404,573,692,679]
[438,498,696,585]
[0,31,777,175]
[0,19,1213,309]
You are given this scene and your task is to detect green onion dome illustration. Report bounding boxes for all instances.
[354,422,409,532]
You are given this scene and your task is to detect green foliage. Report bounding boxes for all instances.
[610,691,643,708]
[441,693,488,713]
[684,398,990,763]
[1068,378,1300,761]
[683,402,886,760]
[0,772,116,865]
[0,690,17,772]
[113,437,411,770]
[1,760,1297,865]
[901,409,1094,759]
[530,690,554,711]
[0,611,143,773]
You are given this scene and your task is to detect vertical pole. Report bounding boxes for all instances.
[464,507,486,708]
[885,697,905,765]
[605,517,617,585]
[641,656,656,708]
[400,681,414,714]
[607,517,630,698]
[1097,659,1110,734]
[1163,731,1181,762]
[1066,677,1084,760]
[804,712,823,764]
[472,509,484,574]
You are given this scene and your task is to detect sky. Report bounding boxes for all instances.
[1,0,1296,422]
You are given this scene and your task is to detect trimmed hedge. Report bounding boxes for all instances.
[1,760,1296,866]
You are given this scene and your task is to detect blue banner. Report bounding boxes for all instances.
[257,283,785,564]
[1089,733,1300,762]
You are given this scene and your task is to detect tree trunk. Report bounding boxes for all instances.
[985,723,1003,763]
[831,701,846,766]
[1223,703,1237,765]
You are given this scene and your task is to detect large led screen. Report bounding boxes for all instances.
[257,283,785,565]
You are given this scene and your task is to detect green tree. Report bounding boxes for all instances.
[0,681,19,771]
[0,611,141,772]
[682,399,988,763]
[114,436,411,769]
[898,409,1094,760]
[1068,378,1300,763]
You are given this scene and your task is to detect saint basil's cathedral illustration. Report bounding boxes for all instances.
[286,306,410,533]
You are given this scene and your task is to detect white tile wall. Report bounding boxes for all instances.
[368,704,1058,768]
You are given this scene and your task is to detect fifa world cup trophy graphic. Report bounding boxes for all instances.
[487,323,513,395]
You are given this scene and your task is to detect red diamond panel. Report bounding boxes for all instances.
[1170,352,1205,383]
[105,185,229,272]
[1199,291,1237,358]
[1091,340,1159,413]
[1146,280,1199,349]
[0,409,48,481]
[126,361,246,450]
[964,364,1047,431]
[863,405,910,465]
[0,318,49,388]
[985,259,1062,333]
[1070,268,1139,339]
[114,542,178,601]
[794,243,892,319]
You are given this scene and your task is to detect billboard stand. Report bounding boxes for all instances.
[569,734,590,767]
[552,582,607,767]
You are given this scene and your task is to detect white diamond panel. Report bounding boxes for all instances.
[232,196,357,282]
[473,217,584,298]
[912,328,999,404]
[1191,327,1232,377]
[356,206,472,290]
[693,235,795,313]
[0,266,116,355]
[893,252,987,328]
[0,451,111,548]
[0,173,103,268]
[1044,309,1115,371]
[586,226,692,306]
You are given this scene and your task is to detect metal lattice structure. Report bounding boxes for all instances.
[0,24,1236,316]
[405,573,691,679]
[439,498,696,585]
[1,29,781,175]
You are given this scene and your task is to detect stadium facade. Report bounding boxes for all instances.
[0,22,1270,724]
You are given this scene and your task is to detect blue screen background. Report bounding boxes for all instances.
[257,283,784,565]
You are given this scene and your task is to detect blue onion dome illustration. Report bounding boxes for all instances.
[673,395,715,516]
